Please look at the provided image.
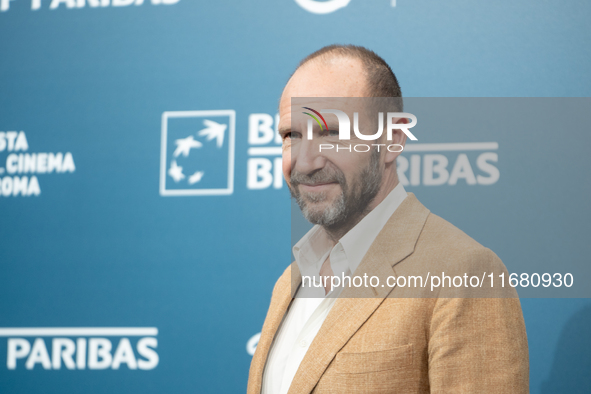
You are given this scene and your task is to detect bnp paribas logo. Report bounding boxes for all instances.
[159,110,235,196]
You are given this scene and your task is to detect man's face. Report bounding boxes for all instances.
[278,59,384,228]
[289,141,382,227]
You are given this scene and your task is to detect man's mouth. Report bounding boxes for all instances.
[298,182,338,193]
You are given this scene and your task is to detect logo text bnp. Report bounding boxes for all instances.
[160,110,235,196]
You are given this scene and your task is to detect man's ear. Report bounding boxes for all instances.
[384,117,408,164]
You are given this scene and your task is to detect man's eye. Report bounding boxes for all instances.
[321,129,339,137]
[282,132,301,141]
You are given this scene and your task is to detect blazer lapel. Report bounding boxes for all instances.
[248,264,301,394]
[287,193,430,394]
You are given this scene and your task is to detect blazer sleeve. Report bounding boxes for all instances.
[427,249,529,393]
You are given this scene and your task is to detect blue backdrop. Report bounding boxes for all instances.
[1,0,590,393]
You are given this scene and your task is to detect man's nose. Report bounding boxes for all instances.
[292,138,327,175]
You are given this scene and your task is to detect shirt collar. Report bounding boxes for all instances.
[293,183,408,278]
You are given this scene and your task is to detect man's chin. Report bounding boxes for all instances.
[299,195,337,209]
[299,187,341,202]
[300,200,330,214]
[300,199,345,225]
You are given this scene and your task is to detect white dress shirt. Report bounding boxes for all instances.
[262,183,408,394]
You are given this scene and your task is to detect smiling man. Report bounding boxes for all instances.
[247,45,529,394]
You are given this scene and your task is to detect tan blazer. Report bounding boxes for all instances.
[248,193,529,394]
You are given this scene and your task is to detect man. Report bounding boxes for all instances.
[248,45,529,394]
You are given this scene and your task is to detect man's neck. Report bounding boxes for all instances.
[323,213,366,243]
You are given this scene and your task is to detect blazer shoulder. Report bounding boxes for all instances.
[416,213,506,273]
[422,213,483,247]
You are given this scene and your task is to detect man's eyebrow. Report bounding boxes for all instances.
[278,126,291,134]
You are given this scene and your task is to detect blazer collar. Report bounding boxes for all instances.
[248,264,297,394]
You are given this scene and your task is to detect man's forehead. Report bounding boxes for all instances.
[279,57,368,116]
[279,99,366,132]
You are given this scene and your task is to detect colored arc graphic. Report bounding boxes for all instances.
[302,107,329,131]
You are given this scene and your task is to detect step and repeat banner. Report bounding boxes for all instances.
[1,1,590,393]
